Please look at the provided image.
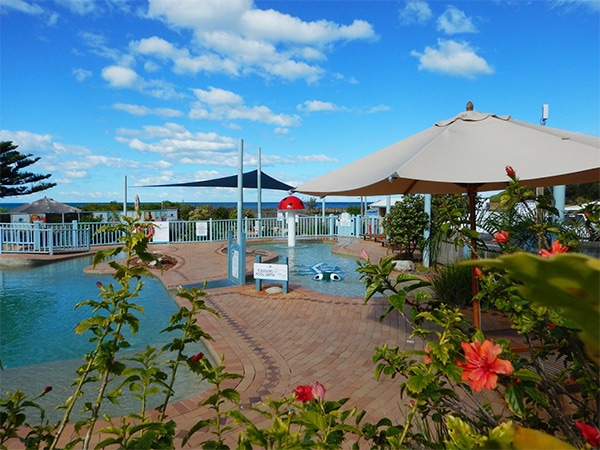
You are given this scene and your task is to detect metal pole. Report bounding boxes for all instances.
[237,139,244,245]
[423,194,431,267]
[123,175,127,216]
[256,147,262,223]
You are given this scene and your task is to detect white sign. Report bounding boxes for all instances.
[254,263,288,281]
[231,249,239,279]
[339,212,351,227]
[151,221,169,243]
[196,221,208,237]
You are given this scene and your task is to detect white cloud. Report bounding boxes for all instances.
[410,39,494,78]
[241,8,375,44]
[0,130,53,151]
[59,0,96,15]
[146,0,376,83]
[131,36,177,58]
[193,86,243,105]
[552,0,600,12]
[102,65,139,88]
[112,103,183,117]
[0,0,44,16]
[297,100,339,112]
[73,68,92,82]
[399,0,433,25]
[190,87,301,127]
[437,6,477,34]
[297,100,391,115]
[116,123,237,162]
[297,154,339,163]
[101,65,182,99]
[62,170,88,179]
[51,143,92,156]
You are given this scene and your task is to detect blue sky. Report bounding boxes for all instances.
[1,0,599,206]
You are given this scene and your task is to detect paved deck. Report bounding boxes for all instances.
[127,238,415,448]
[2,237,516,448]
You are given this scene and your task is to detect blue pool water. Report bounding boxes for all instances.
[0,256,182,369]
[251,241,370,298]
[0,255,209,420]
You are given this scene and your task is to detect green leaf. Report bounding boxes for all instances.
[478,253,600,363]
[504,385,525,417]
[406,372,435,394]
[444,362,463,383]
[512,368,542,383]
[182,419,212,446]
[387,291,407,313]
[221,388,240,403]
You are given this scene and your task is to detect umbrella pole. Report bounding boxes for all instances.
[467,185,481,330]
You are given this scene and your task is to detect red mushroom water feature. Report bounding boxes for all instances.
[278,195,305,247]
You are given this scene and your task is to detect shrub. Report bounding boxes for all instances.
[430,259,473,307]
[381,195,429,260]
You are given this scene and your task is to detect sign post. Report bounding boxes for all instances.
[254,255,289,293]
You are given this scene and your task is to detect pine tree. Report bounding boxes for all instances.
[1,141,57,197]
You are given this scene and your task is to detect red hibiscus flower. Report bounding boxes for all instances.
[540,240,568,258]
[456,339,514,392]
[474,267,483,279]
[190,352,204,362]
[575,421,600,446]
[492,231,509,244]
[293,385,314,402]
[505,165,516,179]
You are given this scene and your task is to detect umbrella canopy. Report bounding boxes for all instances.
[295,107,599,197]
[144,169,294,191]
[10,197,81,214]
[295,103,600,330]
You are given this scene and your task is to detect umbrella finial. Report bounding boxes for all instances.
[466,101,474,111]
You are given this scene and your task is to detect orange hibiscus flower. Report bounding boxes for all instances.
[492,230,509,244]
[540,240,568,258]
[456,339,514,392]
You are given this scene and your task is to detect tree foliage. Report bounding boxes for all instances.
[0,141,56,197]
[381,194,429,259]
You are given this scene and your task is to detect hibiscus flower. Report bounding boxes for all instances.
[492,231,509,244]
[293,385,313,402]
[575,421,600,446]
[505,165,516,179]
[293,382,326,402]
[311,381,326,400]
[456,339,514,392]
[540,240,568,257]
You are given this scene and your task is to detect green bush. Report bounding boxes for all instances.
[430,259,473,307]
[381,195,429,260]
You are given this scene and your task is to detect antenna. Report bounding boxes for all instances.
[541,104,549,126]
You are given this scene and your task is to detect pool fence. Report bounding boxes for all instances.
[0,213,383,255]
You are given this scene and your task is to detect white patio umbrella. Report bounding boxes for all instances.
[295,102,600,329]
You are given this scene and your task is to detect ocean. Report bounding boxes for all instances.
[0,201,361,212]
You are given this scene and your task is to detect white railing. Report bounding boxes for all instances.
[0,214,384,254]
[0,223,91,255]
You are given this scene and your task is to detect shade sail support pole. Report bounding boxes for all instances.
[123,176,127,217]
[237,139,244,245]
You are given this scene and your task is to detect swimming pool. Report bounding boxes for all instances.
[0,255,209,420]
[251,241,370,298]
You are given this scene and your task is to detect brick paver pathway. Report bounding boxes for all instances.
[2,237,515,448]
[151,238,416,448]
